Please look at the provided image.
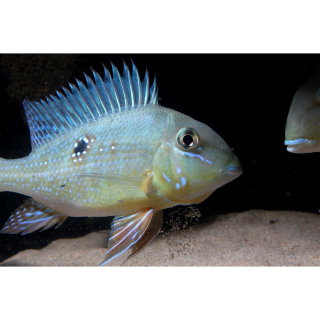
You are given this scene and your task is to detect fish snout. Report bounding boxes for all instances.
[224,153,242,175]
[225,163,242,177]
[284,138,320,153]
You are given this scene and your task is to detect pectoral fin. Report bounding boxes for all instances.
[80,172,154,197]
[121,210,163,266]
[100,209,163,266]
[0,199,68,235]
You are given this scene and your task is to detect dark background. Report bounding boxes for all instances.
[0,54,319,262]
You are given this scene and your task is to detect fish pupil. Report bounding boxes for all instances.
[183,134,194,147]
[74,139,87,154]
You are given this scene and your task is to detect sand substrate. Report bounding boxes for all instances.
[2,210,320,266]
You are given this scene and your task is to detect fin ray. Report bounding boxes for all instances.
[111,62,128,109]
[122,62,134,109]
[122,210,163,265]
[79,172,147,198]
[131,61,142,107]
[23,61,158,150]
[0,199,68,235]
[100,209,155,266]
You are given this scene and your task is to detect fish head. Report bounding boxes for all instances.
[285,68,320,153]
[153,110,242,205]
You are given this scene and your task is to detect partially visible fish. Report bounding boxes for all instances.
[0,61,242,265]
[285,65,320,153]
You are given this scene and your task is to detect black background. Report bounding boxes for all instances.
[0,54,320,262]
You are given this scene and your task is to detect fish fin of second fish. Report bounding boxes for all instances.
[0,199,68,235]
[100,208,162,266]
[79,172,153,197]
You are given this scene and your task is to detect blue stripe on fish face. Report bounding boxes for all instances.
[162,173,171,183]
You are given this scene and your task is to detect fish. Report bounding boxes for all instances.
[285,65,320,153]
[0,60,242,266]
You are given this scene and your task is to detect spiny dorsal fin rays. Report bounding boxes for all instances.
[90,68,114,115]
[23,61,158,150]
[83,73,108,116]
[62,84,89,123]
[99,65,116,113]
[46,96,73,130]
[131,60,142,107]
[61,86,90,123]
[122,62,134,109]
[150,76,158,105]
[141,69,150,106]
[111,62,128,110]
[56,91,83,125]
[51,94,78,127]
[103,63,121,112]
[68,83,94,121]
[75,78,101,118]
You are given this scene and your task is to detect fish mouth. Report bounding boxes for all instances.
[190,163,242,202]
[224,164,242,177]
[209,163,242,191]
[284,138,320,153]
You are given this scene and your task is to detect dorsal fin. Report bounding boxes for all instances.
[23,61,158,150]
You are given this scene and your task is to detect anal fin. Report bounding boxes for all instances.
[100,209,163,266]
[0,199,68,235]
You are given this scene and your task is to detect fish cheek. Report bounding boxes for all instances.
[298,108,320,140]
[153,146,192,203]
[153,146,177,198]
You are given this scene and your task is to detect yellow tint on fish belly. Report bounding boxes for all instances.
[0,61,241,265]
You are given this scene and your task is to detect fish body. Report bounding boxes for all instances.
[285,66,320,153]
[0,61,241,265]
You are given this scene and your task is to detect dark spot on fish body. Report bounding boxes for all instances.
[269,219,279,224]
[71,134,96,165]
[74,139,87,154]
[60,184,66,189]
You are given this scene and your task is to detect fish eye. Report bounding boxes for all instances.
[176,127,200,150]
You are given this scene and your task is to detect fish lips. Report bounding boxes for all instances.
[224,164,243,177]
[209,163,242,191]
[284,138,320,153]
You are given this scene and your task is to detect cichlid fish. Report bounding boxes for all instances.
[285,65,320,153]
[0,61,242,265]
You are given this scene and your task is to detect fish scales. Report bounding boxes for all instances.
[0,107,173,217]
[0,61,242,265]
